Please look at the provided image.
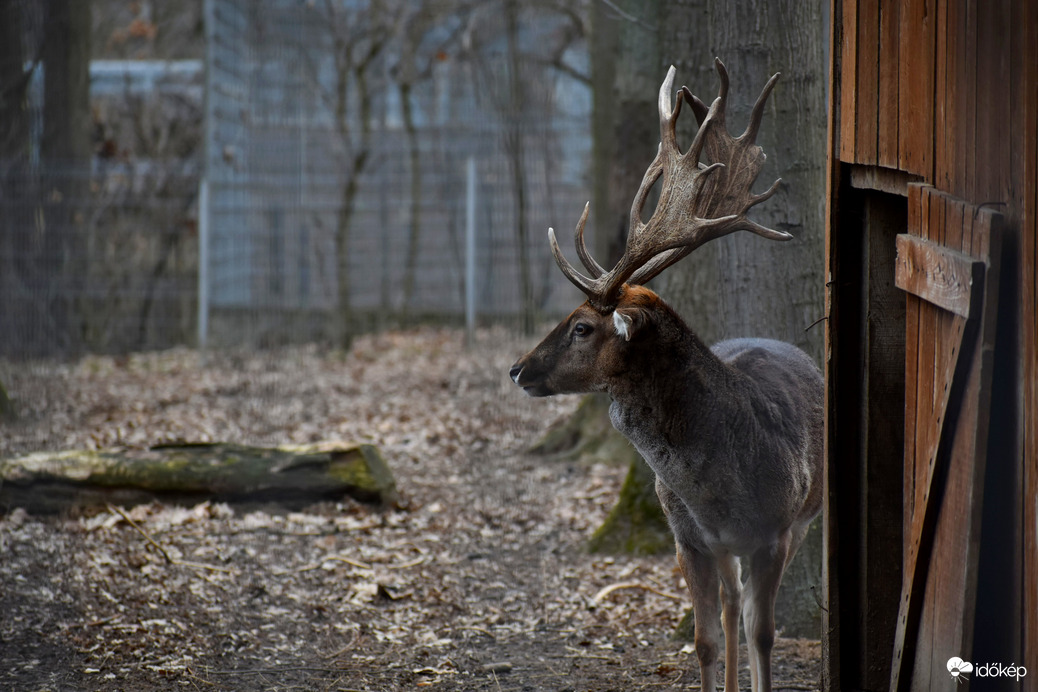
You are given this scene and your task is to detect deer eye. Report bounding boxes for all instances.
[573,323,593,338]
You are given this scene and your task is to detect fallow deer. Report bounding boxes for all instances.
[509,60,822,692]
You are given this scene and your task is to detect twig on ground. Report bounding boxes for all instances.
[61,614,122,629]
[325,555,373,570]
[205,665,349,676]
[275,554,373,576]
[106,503,237,574]
[591,581,684,604]
[323,629,362,659]
[458,625,495,638]
[385,555,427,569]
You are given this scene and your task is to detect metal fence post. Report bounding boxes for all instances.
[465,156,476,347]
[197,178,210,349]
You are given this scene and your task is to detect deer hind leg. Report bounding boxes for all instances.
[676,543,721,692]
[717,553,742,691]
[742,531,792,692]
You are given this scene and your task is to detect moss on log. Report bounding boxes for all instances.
[0,379,13,420]
[0,442,396,513]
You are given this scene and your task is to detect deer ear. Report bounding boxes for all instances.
[613,307,649,341]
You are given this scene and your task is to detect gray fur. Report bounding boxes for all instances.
[610,337,822,557]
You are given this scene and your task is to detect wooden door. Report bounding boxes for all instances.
[889,183,1003,691]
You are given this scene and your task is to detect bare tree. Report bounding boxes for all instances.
[393,1,471,315]
[306,0,397,346]
[0,0,92,356]
[461,0,588,334]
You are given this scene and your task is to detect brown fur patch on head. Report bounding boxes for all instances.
[612,285,665,341]
[617,284,664,308]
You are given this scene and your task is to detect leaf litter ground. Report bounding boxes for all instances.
[0,328,820,691]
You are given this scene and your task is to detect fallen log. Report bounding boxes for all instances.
[0,442,397,514]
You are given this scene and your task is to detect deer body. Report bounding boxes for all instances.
[608,332,822,561]
[509,61,822,692]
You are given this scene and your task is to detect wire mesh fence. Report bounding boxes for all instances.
[201,0,590,347]
[0,160,200,356]
[0,0,591,358]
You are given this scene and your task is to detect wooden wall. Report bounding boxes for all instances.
[826,0,1037,688]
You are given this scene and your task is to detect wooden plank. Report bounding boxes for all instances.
[927,197,964,688]
[917,185,933,533]
[1023,0,1038,673]
[932,0,950,189]
[958,209,1002,662]
[855,0,879,164]
[975,0,995,199]
[930,194,948,476]
[944,185,964,254]
[919,343,978,688]
[902,185,924,542]
[877,0,900,167]
[974,0,1012,205]
[956,0,978,199]
[898,0,936,179]
[895,233,983,318]
[903,292,919,539]
[839,0,859,162]
[915,186,934,532]
[848,165,921,196]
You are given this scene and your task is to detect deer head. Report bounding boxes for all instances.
[510,59,787,397]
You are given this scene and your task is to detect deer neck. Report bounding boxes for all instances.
[606,310,742,472]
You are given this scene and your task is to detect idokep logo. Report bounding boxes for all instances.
[947,656,1028,683]
[947,657,974,683]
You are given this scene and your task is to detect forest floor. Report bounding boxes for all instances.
[0,328,821,691]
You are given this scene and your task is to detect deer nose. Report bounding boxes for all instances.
[509,362,523,384]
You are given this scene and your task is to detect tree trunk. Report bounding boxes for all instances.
[656,0,827,641]
[0,1,31,354]
[332,62,373,348]
[0,0,93,356]
[504,0,536,335]
[41,0,92,354]
[590,0,662,269]
[656,0,827,363]
[400,80,422,316]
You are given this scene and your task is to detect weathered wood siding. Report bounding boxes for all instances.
[826,0,1037,689]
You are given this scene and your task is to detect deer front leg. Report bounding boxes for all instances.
[717,552,743,692]
[742,531,792,692]
[676,543,721,692]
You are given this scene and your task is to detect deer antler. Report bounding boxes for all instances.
[550,59,789,311]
